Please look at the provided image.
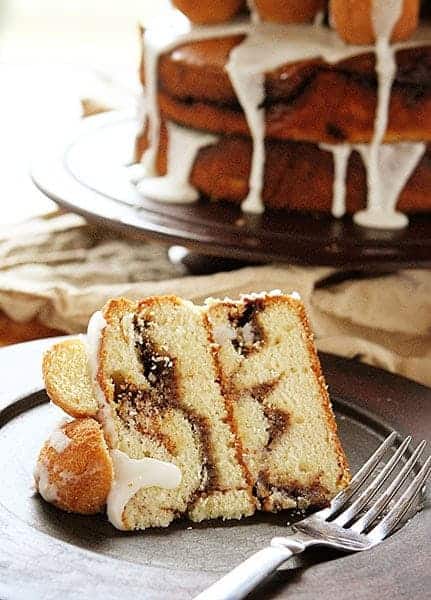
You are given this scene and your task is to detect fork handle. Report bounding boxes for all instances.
[193,539,305,600]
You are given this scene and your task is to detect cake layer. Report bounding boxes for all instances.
[136,122,431,212]
[205,294,349,510]
[146,38,431,144]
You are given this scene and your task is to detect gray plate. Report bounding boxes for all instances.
[0,340,430,599]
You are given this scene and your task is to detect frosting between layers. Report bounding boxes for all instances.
[319,143,350,218]
[137,9,431,228]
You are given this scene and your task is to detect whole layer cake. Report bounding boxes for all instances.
[35,292,349,530]
[133,0,431,229]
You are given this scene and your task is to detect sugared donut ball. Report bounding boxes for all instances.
[254,0,327,23]
[34,418,113,515]
[172,0,246,24]
[329,0,419,45]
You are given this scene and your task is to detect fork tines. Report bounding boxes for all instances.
[318,432,431,541]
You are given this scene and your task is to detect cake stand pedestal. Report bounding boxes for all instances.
[168,245,258,275]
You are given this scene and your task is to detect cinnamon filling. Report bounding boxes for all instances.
[249,378,290,445]
[228,299,265,356]
[120,314,220,494]
[114,379,177,454]
[264,407,291,446]
[160,46,431,111]
[256,472,330,512]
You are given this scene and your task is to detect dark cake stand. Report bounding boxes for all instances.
[31,111,431,273]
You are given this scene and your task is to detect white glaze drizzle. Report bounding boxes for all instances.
[48,427,71,454]
[321,142,426,222]
[139,11,431,227]
[107,450,181,530]
[320,143,351,218]
[354,0,406,228]
[137,121,218,203]
[141,13,250,176]
[355,142,426,227]
[224,21,383,214]
[127,162,149,184]
[205,288,286,305]
[34,458,58,503]
[246,0,260,24]
[86,311,118,446]
[227,49,265,213]
[212,324,236,346]
[240,288,283,300]
[313,10,325,27]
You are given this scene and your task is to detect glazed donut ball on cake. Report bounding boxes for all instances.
[172,0,246,24]
[254,0,327,23]
[34,418,113,515]
[330,0,420,44]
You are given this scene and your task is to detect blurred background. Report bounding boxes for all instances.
[1,0,169,224]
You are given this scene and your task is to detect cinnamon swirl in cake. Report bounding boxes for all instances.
[133,0,431,229]
[35,292,349,530]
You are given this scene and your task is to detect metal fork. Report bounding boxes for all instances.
[194,432,431,600]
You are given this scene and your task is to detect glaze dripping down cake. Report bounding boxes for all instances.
[132,0,431,229]
[35,292,349,530]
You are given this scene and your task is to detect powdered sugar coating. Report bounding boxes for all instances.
[48,427,71,454]
[34,458,59,503]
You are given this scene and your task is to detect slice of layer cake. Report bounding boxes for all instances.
[35,292,349,530]
[205,293,348,511]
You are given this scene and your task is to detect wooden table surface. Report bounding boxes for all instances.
[0,312,63,348]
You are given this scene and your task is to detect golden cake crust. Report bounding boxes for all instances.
[254,0,327,24]
[43,338,98,418]
[290,297,349,487]
[172,0,419,38]
[172,0,246,25]
[147,40,431,145]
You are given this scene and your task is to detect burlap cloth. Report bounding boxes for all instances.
[1,208,430,387]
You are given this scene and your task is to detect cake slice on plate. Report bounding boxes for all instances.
[35,292,349,530]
